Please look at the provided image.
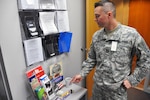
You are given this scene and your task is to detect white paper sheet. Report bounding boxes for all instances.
[56,11,70,32]
[23,37,44,66]
[39,12,58,35]
[39,0,55,9]
[20,0,39,9]
[55,0,67,10]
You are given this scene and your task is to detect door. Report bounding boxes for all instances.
[128,0,150,47]
[0,47,12,100]
[128,0,150,89]
[86,0,129,99]
[86,0,99,99]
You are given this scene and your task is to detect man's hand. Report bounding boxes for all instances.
[123,80,132,89]
[71,74,82,83]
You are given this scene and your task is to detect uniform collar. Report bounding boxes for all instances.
[101,24,122,42]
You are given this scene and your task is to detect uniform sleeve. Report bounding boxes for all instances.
[80,41,97,77]
[126,32,150,86]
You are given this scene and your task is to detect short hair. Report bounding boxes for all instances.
[94,0,116,18]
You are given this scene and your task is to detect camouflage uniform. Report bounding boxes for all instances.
[80,24,150,100]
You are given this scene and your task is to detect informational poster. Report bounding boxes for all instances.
[56,11,70,32]
[39,12,58,35]
[39,0,55,9]
[23,37,44,66]
[19,0,39,9]
[55,0,67,10]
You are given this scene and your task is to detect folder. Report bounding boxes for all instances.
[58,32,72,53]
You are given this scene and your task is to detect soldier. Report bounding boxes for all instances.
[71,0,150,100]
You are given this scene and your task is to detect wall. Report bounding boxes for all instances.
[0,0,85,100]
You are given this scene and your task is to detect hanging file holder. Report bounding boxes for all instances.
[43,34,59,59]
[19,11,43,39]
[58,32,72,53]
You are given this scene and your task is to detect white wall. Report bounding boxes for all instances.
[0,0,85,100]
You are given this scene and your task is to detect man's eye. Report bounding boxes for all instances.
[95,15,100,18]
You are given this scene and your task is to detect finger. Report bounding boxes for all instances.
[70,77,76,83]
[123,80,131,89]
[126,83,131,88]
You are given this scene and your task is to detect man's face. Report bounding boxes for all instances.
[94,6,109,28]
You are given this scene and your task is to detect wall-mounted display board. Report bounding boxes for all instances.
[17,0,72,66]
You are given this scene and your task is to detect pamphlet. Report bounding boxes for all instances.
[49,62,63,84]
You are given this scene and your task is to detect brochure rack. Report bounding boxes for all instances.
[17,0,72,66]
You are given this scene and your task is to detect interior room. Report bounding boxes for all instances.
[0,0,150,100]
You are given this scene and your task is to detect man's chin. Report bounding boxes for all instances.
[98,24,104,27]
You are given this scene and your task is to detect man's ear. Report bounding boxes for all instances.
[107,11,112,17]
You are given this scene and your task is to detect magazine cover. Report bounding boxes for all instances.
[49,62,63,84]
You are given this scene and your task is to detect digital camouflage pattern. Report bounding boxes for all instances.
[91,83,127,100]
[80,24,150,99]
